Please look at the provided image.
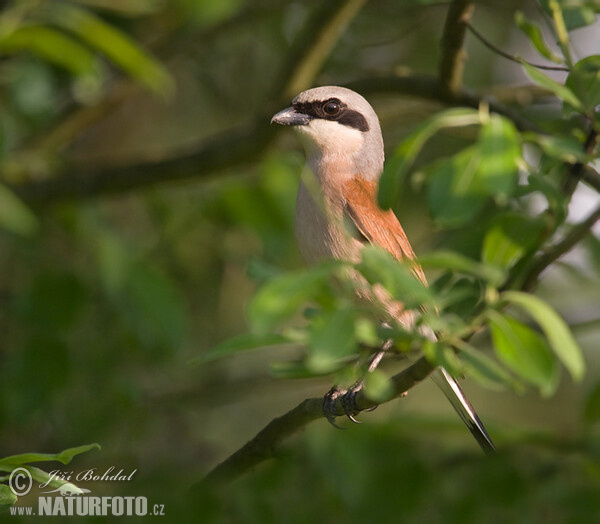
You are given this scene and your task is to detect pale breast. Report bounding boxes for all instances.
[294,181,363,264]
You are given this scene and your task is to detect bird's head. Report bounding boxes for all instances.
[271,86,384,180]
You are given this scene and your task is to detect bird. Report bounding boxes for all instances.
[271,85,495,453]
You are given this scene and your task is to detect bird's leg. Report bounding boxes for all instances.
[323,339,393,426]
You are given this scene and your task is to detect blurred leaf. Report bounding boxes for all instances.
[0,444,100,467]
[521,60,585,113]
[455,340,520,391]
[566,56,600,113]
[357,246,433,309]
[488,311,558,396]
[0,484,17,511]
[15,271,87,331]
[426,146,485,227]
[354,317,379,347]
[248,263,337,333]
[526,133,587,163]
[418,250,506,285]
[482,213,547,269]
[379,108,480,208]
[459,343,522,390]
[423,340,464,377]
[502,291,585,381]
[476,115,521,199]
[515,11,563,63]
[0,183,38,237]
[364,369,394,403]
[437,277,482,317]
[10,59,57,121]
[306,308,358,373]
[47,3,174,96]
[195,333,291,364]
[540,0,596,30]
[0,26,100,77]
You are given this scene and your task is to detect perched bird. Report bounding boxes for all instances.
[271,86,495,453]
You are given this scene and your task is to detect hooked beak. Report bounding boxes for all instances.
[270,106,312,126]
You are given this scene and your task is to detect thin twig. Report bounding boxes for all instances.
[582,166,600,193]
[465,22,569,72]
[194,356,434,489]
[439,0,475,95]
[521,204,600,291]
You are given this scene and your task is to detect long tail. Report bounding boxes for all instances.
[431,367,496,454]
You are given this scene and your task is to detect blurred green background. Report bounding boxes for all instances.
[1,0,600,521]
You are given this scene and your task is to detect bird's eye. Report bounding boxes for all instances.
[323,100,340,115]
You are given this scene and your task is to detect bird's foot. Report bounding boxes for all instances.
[322,382,377,427]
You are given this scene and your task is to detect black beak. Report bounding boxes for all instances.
[270,107,312,126]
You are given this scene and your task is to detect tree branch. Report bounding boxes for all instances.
[194,356,434,490]
[521,204,600,291]
[10,73,547,206]
[439,0,475,95]
[582,165,600,193]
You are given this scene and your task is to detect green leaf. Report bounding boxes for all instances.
[426,146,485,227]
[501,291,585,381]
[482,213,547,269]
[476,115,521,199]
[455,340,520,391]
[194,333,292,364]
[0,484,17,512]
[306,308,358,373]
[0,183,38,237]
[526,133,587,163]
[379,108,481,208]
[418,250,506,286]
[357,246,433,309]
[521,60,585,113]
[364,369,394,403]
[47,3,174,96]
[248,264,337,333]
[540,0,596,31]
[423,340,464,377]
[0,444,100,467]
[566,56,600,113]
[0,26,100,78]
[515,11,563,64]
[488,311,558,396]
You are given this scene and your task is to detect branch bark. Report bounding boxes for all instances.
[439,0,475,95]
[194,356,434,490]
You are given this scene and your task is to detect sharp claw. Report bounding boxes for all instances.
[323,381,379,426]
[323,387,347,429]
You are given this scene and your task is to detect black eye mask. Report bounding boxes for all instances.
[292,99,369,132]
